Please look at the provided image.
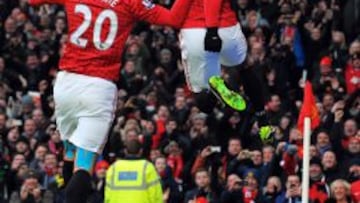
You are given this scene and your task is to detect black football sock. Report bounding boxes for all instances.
[238,67,270,126]
[194,90,217,114]
[238,67,266,113]
[62,160,74,186]
[65,170,92,203]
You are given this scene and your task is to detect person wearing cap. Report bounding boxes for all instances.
[15,136,31,161]
[345,52,360,94]
[313,56,346,97]
[320,56,334,75]
[309,157,330,203]
[241,169,260,203]
[105,140,162,203]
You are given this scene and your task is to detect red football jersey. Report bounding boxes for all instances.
[29,0,192,81]
[182,0,237,28]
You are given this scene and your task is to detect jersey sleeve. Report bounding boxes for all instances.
[204,0,222,27]
[128,0,192,28]
[28,0,64,5]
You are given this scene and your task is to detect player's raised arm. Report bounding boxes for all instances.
[28,0,64,6]
[130,0,192,28]
[204,0,222,28]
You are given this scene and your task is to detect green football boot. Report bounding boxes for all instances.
[208,76,247,111]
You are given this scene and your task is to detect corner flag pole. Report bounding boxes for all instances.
[301,69,310,203]
[301,117,311,203]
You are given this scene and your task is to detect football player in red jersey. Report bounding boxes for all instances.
[179,0,273,143]
[28,0,192,202]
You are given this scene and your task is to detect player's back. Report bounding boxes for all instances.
[182,0,237,28]
[29,0,192,81]
[59,0,137,81]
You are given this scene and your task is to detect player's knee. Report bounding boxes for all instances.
[194,91,217,114]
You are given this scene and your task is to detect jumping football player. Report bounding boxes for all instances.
[179,0,272,142]
[28,0,192,202]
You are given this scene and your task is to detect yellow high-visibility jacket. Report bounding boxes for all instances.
[104,159,163,203]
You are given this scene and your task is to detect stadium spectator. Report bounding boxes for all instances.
[275,175,302,203]
[308,157,329,203]
[154,156,181,203]
[325,179,353,203]
[89,160,109,203]
[184,168,220,203]
[220,173,246,203]
[9,169,54,203]
[259,176,282,203]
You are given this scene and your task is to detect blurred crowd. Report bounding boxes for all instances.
[0,0,360,202]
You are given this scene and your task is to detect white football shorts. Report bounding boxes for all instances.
[54,71,117,153]
[179,24,247,93]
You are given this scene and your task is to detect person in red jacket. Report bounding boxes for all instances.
[165,141,184,181]
[27,0,193,202]
[345,52,360,94]
[179,0,273,143]
[351,180,360,202]
[242,169,260,203]
[308,158,330,203]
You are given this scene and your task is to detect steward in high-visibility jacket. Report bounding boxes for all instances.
[105,140,163,203]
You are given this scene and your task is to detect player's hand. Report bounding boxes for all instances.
[204,27,222,52]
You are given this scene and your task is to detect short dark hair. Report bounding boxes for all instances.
[125,140,142,155]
